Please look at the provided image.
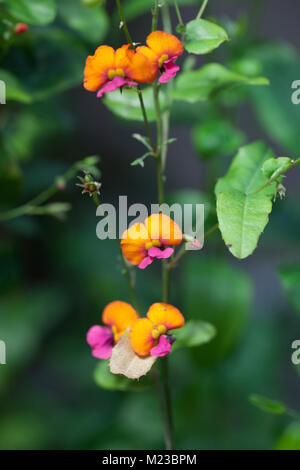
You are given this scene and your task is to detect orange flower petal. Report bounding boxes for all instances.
[136,46,159,82]
[115,44,157,84]
[102,301,139,339]
[121,223,150,265]
[130,318,154,356]
[145,213,182,246]
[147,303,185,331]
[146,31,183,59]
[84,45,115,91]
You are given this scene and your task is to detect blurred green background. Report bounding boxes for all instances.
[0,0,300,450]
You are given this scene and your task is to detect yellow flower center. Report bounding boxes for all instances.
[145,239,161,251]
[111,325,118,342]
[158,54,169,68]
[108,68,125,81]
[152,324,167,340]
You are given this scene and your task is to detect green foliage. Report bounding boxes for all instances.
[216,142,277,259]
[185,19,228,55]
[171,64,269,104]
[104,88,167,122]
[6,0,57,25]
[278,265,300,316]
[174,320,216,350]
[94,361,151,391]
[192,118,246,159]
[275,423,300,450]
[249,394,286,415]
[245,42,300,155]
[262,157,295,180]
[0,69,32,103]
[58,0,109,43]
[183,257,253,363]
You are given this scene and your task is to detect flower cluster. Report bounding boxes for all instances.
[87,300,184,360]
[83,31,183,98]
[87,214,186,375]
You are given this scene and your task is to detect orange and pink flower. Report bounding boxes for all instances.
[84,44,156,98]
[130,303,185,357]
[137,31,184,84]
[121,213,183,269]
[86,301,139,359]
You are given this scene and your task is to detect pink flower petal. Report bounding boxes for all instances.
[148,246,174,259]
[138,256,154,269]
[150,335,172,357]
[86,325,114,359]
[159,61,180,84]
[97,76,137,98]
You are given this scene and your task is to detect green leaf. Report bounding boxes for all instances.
[58,0,109,43]
[185,19,228,55]
[132,133,152,151]
[245,42,300,155]
[173,320,216,350]
[0,69,31,103]
[262,157,293,180]
[215,141,277,259]
[171,63,269,104]
[275,423,300,450]
[183,257,253,363]
[192,118,245,159]
[94,360,150,391]
[130,152,152,167]
[6,0,57,25]
[104,87,167,122]
[249,394,286,415]
[278,264,300,316]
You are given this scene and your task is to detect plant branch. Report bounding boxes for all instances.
[0,161,85,222]
[115,0,134,46]
[196,0,209,20]
[253,159,300,195]
[174,0,184,27]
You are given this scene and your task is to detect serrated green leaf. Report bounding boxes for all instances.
[6,0,57,25]
[185,19,228,55]
[58,0,109,43]
[249,394,286,415]
[171,63,269,104]
[217,189,273,259]
[215,141,277,259]
[173,320,216,350]
[104,87,167,122]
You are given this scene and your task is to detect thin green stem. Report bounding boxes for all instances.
[152,0,160,32]
[137,86,156,153]
[0,163,80,222]
[159,356,175,450]
[253,159,300,195]
[153,82,164,202]
[174,0,184,27]
[196,0,209,20]
[167,223,219,270]
[115,0,134,46]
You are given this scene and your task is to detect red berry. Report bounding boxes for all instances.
[15,23,28,35]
